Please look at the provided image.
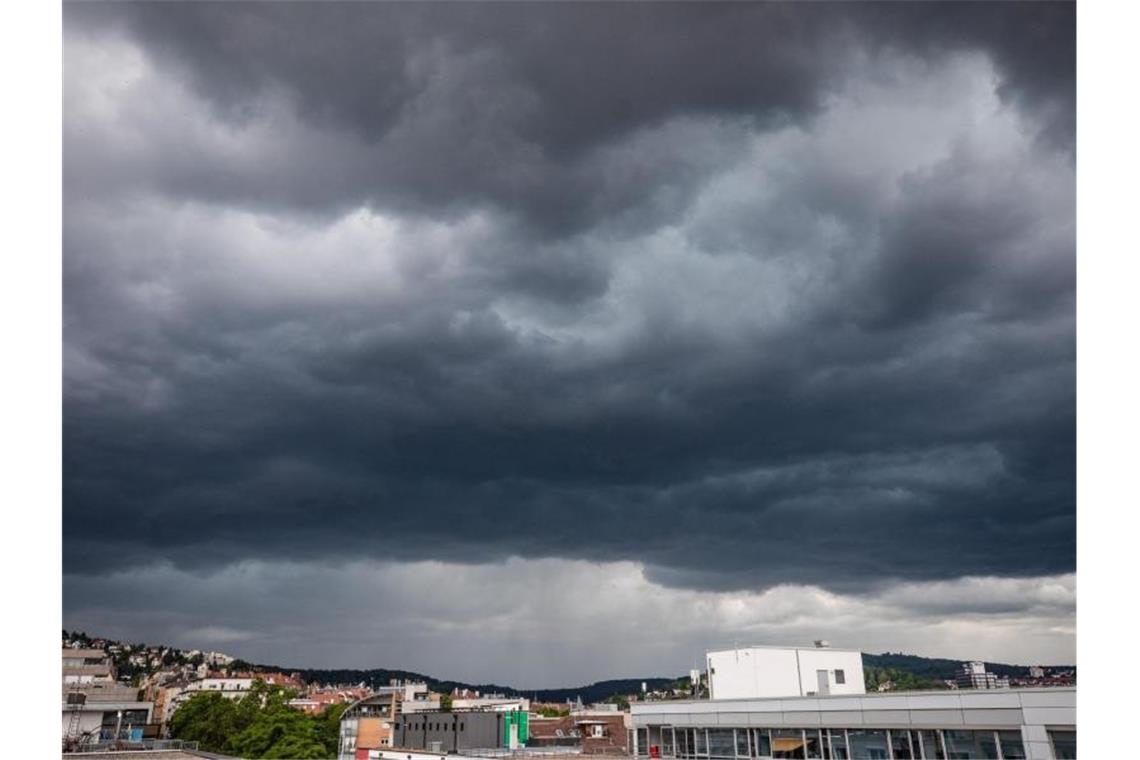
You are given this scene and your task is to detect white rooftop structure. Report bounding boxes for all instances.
[706,644,865,700]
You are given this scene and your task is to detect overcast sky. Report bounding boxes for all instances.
[62,2,1075,687]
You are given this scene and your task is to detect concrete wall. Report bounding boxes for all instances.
[707,648,865,699]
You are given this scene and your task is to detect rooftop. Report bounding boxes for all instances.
[707,644,860,654]
[631,686,1075,713]
[63,648,108,659]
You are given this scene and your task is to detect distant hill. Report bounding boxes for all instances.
[862,652,1076,682]
[272,666,679,704]
[283,653,1076,702]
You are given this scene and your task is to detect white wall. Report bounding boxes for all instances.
[795,648,864,696]
[707,647,864,699]
[708,649,800,699]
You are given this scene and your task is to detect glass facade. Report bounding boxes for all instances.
[635,727,1065,760]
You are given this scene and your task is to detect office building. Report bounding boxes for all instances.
[630,687,1075,759]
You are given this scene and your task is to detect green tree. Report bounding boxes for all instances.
[318,702,349,754]
[168,693,242,753]
[228,708,323,758]
[170,682,340,758]
[864,666,945,692]
[227,658,255,675]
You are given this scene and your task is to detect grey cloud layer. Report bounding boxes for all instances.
[64,4,1074,596]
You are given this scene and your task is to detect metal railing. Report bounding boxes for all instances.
[64,738,200,753]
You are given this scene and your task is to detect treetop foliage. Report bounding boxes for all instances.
[169,681,346,759]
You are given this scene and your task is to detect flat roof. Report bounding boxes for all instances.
[629,687,1076,732]
[64,701,153,712]
[634,685,1074,708]
[706,645,861,655]
[63,648,108,657]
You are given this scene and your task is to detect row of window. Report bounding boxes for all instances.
[635,726,1076,760]
[398,721,466,731]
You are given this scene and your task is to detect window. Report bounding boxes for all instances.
[751,730,770,759]
[674,728,689,757]
[834,670,845,685]
[942,730,999,759]
[845,730,889,760]
[915,731,944,760]
[709,729,735,758]
[695,728,708,756]
[888,731,913,760]
[827,729,848,760]
[992,732,1025,760]
[804,730,823,759]
[1049,730,1076,760]
[735,728,750,757]
[772,729,805,759]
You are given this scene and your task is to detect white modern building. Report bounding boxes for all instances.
[629,687,1076,759]
[957,662,1010,690]
[707,644,866,700]
[164,676,255,718]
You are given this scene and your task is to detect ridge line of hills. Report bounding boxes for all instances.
[258,653,1077,703]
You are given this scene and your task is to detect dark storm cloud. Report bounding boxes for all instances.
[64,2,1073,234]
[63,2,1074,596]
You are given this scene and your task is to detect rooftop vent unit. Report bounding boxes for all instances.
[814,640,831,648]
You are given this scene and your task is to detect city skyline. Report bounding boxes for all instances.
[63,2,1075,686]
